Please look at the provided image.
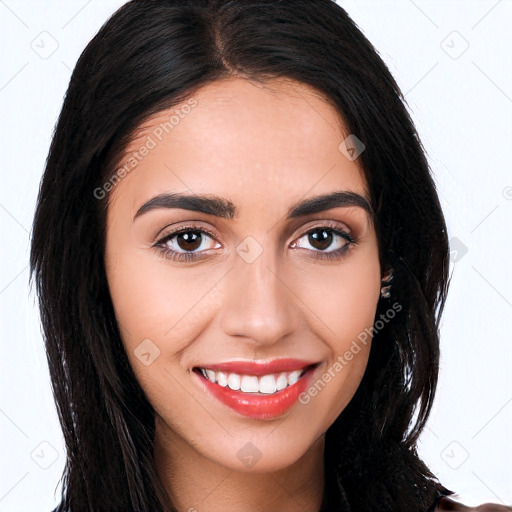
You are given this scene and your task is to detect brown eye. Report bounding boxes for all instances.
[175,231,203,251]
[294,227,353,254]
[308,229,334,251]
[155,226,222,262]
[160,229,219,253]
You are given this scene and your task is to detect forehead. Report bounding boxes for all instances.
[111,77,369,216]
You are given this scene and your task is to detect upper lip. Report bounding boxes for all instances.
[194,358,319,376]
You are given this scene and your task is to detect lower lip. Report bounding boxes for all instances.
[194,366,317,420]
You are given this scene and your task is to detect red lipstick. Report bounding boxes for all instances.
[193,359,318,420]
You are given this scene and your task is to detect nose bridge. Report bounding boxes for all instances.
[220,239,299,345]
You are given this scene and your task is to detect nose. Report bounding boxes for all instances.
[220,246,300,347]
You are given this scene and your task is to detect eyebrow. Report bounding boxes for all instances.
[133,190,373,221]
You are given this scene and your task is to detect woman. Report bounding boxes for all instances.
[29,1,511,511]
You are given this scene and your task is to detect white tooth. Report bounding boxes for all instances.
[216,371,228,387]
[241,375,259,392]
[287,370,301,386]
[205,369,216,382]
[258,374,277,394]
[276,372,288,391]
[227,373,241,391]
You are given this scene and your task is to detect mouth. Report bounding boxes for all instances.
[194,366,311,394]
[192,359,320,420]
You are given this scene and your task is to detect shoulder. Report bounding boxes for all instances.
[436,496,512,511]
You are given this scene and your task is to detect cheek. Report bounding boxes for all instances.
[290,248,381,424]
[106,245,219,349]
[104,249,223,422]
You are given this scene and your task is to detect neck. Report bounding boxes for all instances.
[154,417,325,512]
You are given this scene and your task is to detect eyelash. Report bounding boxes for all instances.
[153,222,358,263]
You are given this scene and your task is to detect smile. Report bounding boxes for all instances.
[192,359,320,420]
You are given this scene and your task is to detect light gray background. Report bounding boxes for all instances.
[1,1,511,510]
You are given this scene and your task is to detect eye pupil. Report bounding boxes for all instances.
[309,229,333,251]
[177,231,202,251]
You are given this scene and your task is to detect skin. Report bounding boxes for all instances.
[105,76,382,512]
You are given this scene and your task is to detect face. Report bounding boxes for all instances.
[104,77,381,474]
